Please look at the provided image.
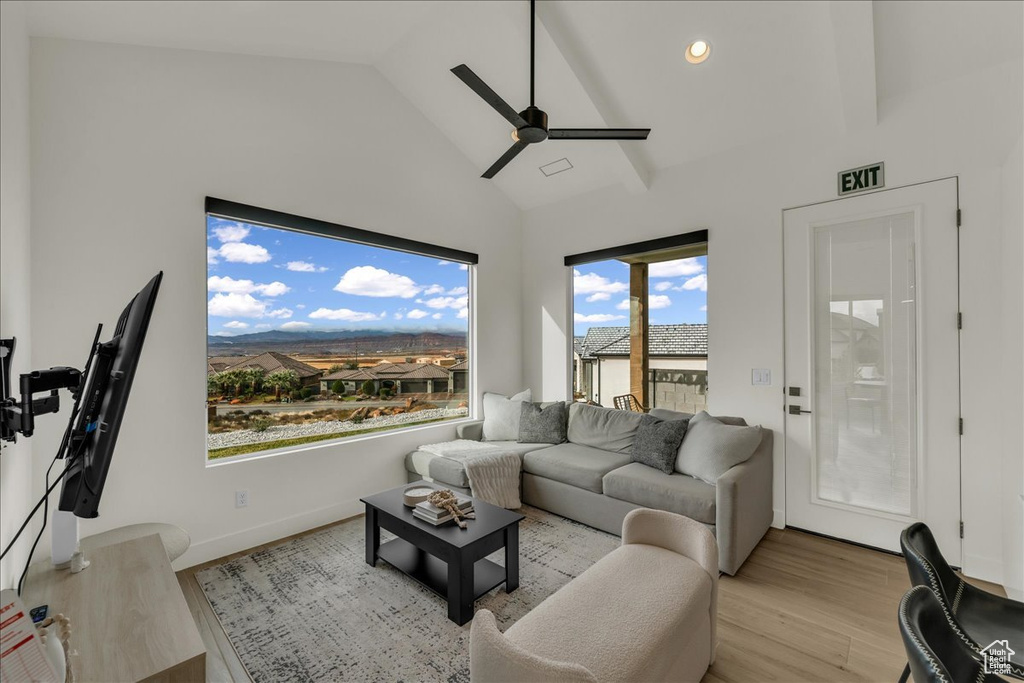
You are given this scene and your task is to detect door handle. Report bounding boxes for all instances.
[788,405,812,415]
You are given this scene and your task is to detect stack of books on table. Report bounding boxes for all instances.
[413,497,473,526]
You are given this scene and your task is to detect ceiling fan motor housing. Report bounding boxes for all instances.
[517,106,548,142]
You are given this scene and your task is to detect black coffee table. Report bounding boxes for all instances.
[361,481,524,625]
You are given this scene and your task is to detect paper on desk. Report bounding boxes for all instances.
[0,588,60,683]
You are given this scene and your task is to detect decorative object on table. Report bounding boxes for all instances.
[36,613,73,683]
[426,489,476,529]
[413,496,474,527]
[402,485,436,507]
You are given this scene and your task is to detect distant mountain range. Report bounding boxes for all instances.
[208,328,467,356]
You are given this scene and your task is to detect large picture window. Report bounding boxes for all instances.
[205,200,474,460]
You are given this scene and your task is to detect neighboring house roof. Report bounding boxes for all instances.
[219,351,322,378]
[581,324,708,357]
[208,356,244,372]
[324,363,453,382]
[397,364,451,380]
[573,336,586,357]
[449,360,469,372]
[322,369,377,382]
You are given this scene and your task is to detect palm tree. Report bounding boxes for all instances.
[266,369,300,400]
[243,367,266,395]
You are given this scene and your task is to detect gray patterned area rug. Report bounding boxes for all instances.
[196,506,619,683]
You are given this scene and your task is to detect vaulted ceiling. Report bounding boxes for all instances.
[27,0,1024,210]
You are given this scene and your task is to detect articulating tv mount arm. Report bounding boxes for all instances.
[1,338,83,442]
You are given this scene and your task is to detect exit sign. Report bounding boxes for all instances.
[838,162,884,196]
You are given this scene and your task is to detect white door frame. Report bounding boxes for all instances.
[780,176,962,559]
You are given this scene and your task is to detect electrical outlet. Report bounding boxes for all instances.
[235,490,248,508]
[752,368,772,386]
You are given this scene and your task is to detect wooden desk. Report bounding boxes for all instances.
[24,534,205,682]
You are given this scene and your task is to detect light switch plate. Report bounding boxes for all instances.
[752,368,771,386]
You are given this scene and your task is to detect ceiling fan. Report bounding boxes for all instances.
[451,0,651,179]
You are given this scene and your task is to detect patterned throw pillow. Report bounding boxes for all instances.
[632,415,689,474]
[518,401,568,444]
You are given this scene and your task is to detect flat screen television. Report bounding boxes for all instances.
[58,272,162,518]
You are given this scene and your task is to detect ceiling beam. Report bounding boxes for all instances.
[829,1,878,131]
[536,2,651,193]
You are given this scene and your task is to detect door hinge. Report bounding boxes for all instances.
[956,209,962,227]
[959,521,964,539]
[957,312,963,329]
[959,417,964,435]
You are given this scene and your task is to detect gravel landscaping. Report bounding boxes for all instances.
[207,407,468,450]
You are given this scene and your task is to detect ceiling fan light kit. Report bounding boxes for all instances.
[451,0,651,178]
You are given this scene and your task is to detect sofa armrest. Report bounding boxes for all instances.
[470,610,597,683]
[716,428,774,576]
[621,508,719,665]
[457,420,485,441]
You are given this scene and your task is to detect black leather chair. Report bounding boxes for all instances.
[898,586,1004,683]
[900,522,1024,680]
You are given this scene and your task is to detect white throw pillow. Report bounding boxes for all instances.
[481,389,532,441]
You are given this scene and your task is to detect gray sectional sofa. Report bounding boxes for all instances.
[405,402,773,575]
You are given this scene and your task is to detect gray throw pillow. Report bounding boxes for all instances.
[566,402,645,453]
[632,415,689,474]
[676,411,762,483]
[518,401,568,444]
[481,389,532,441]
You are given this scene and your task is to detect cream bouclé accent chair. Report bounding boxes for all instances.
[470,509,718,683]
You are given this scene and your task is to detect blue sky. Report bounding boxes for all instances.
[572,256,707,336]
[207,217,469,336]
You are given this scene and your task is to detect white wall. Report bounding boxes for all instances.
[28,38,522,568]
[522,59,1023,583]
[1000,133,1023,600]
[0,1,34,590]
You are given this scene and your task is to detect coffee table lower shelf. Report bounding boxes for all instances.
[377,537,507,602]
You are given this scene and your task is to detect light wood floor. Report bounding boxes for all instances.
[177,522,1005,683]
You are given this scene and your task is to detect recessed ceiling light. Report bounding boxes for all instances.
[685,40,710,64]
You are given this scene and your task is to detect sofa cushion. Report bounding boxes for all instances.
[505,543,712,683]
[603,463,717,524]
[523,443,631,494]
[677,411,761,483]
[482,389,531,441]
[649,408,695,422]
[406,441,550,488]
[567,402,644,453]
[518,401,568,444]
[631,415,688,474]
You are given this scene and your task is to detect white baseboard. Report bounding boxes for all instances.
[174,498,364,571]
[772,508,785,529]
[961,552,1004,585]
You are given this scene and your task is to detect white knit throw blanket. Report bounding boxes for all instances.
[417,440,522,509]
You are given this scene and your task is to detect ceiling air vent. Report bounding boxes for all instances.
[539,158,573,177]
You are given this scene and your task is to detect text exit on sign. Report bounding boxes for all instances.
[837,162,884,196]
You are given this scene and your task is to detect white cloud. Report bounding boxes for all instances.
[217,241,271,264]
[437,260,452,266]
[459,264,469,271]
[447,286,468,296]
[223,321,249,329]
[208,293,266,318]
[457,307,468,319]
[653,281,673,292]
[616,299,629,310]
[573,270,628,296]
[423,284,446,295]
[586,292,611,302]
[432,313,443,320]
[213,224,250,243]
[207,276,290,297]
[574,313,626,323]
[423,295,468,310]
[266,308,293,319]
[406,309,430,319]
[699,305,708,312]
[334,266,420,298]
[308,307,385,322]
[254,324,271,329]
[649,294,672,309]
[649,258,704,278]
[393,312,404,320]
[295,304,306,309]
[682,274,708,291]
[207,247,220,265]
[279,321,312,330]
[286,260,327,272]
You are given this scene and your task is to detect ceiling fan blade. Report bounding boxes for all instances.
[482,140,529,179]
[451,64,528,129]
[548,128,651,140]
